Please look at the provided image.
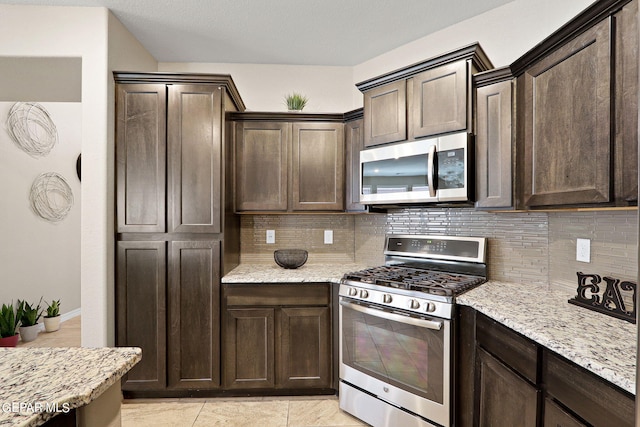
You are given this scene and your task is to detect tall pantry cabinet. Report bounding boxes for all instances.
[114,73,244,395]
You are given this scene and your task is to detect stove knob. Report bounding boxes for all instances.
[407,299,420,310]
[383,294,393,304]
[348,288,358,297]
[425,302,436,313]
[359,290,369,299]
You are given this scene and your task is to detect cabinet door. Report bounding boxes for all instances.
[521,19,611,207]
[543,350,634,427]
[235,121,289,211]
[476,348,539,427]
[116,241,166,391]
[291,122,345,211]
[614,0,638,206]
[167,85,222,232]
[475,80,513,209]
[167,240,221,389]
[116,84,166,233]
[544,399,586,427]
[412,61,468,138]
[278,307,331,389]
[363,80,407,147]
[223,308,276,389]
[345,118,366,211]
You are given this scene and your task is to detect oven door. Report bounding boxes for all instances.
[359,132,471,205]
[339,298,451,427]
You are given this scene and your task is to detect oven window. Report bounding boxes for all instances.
[341,303,445,404]
[362,154,429,195]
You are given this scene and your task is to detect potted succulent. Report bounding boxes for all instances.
[284,92,308,111]
[0,302,20,347]
[17,298,43,343]
[44,299,61,332]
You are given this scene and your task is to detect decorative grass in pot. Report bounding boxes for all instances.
[284,92,308,111]
[0,303,20,347]
[44,299,61,332]
[17,298,43,343]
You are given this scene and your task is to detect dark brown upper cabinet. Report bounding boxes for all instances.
[232,112,345,212]
[167,85,223,233]
[357,43,493,148]
[512,0,638,208]
[344,109,367,212]
[411,60,468,138]
[363,80,406,147]
[235,121,289,211]
[116,84,167,233]
[473,67,515,210]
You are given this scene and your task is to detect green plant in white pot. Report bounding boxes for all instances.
[17,298,43,343]
[284,92,308,111]
[0,303,20,347]
[44,299,61,332]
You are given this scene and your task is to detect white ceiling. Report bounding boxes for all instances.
[3,0,515,66]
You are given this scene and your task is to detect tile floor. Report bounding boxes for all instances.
[20,316,368,427]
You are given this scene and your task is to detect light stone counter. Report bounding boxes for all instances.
[0,347,141,427]
[222,263,370,284]
[457,281,636,394]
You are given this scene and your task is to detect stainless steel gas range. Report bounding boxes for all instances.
[339,234,487,427]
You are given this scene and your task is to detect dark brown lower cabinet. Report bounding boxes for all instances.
[224,308,276,389]
[116,241,167,391]
[475,347,539,427]
[462,310,634,427]
[167,240,221,389]
[543,399,586,427]
[222,283,333,393]
[117,239,222,393]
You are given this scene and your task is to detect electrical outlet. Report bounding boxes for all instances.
[324,230,333,244]
[576,238,590,263]
[266,230,275,244]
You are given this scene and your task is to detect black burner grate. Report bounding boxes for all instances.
[344,266,485,297]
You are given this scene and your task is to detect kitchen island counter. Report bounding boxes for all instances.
[458,280,636,395]
[222,263,370,284]
[0,346,141,427]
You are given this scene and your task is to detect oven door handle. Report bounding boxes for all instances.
[340,300,443,330]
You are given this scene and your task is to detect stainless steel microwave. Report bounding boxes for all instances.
[359,132,473,205]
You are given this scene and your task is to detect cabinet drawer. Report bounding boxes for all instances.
[476,313,538,384]
[543,350,634,427]
[224,283,330,307]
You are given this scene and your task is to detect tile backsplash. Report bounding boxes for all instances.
[240,208,637,292]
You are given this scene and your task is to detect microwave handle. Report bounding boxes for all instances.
[427,144,436,197]
[340,300,443,330]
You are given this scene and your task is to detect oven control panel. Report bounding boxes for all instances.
[339,282,453,319]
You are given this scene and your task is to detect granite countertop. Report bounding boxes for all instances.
[458,281,636,395]
[0,347,141,427]
[222,263,370,284]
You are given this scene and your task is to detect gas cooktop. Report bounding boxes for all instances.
[343,265,486,297]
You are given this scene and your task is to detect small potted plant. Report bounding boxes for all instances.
[284,92,308,112]
[17,298,43,343]
[0,302,20,347]
[44,299,61,332]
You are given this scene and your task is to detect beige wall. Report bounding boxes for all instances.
[160,0,594,112]
[0,5,157,347]
[159,62,355,113]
